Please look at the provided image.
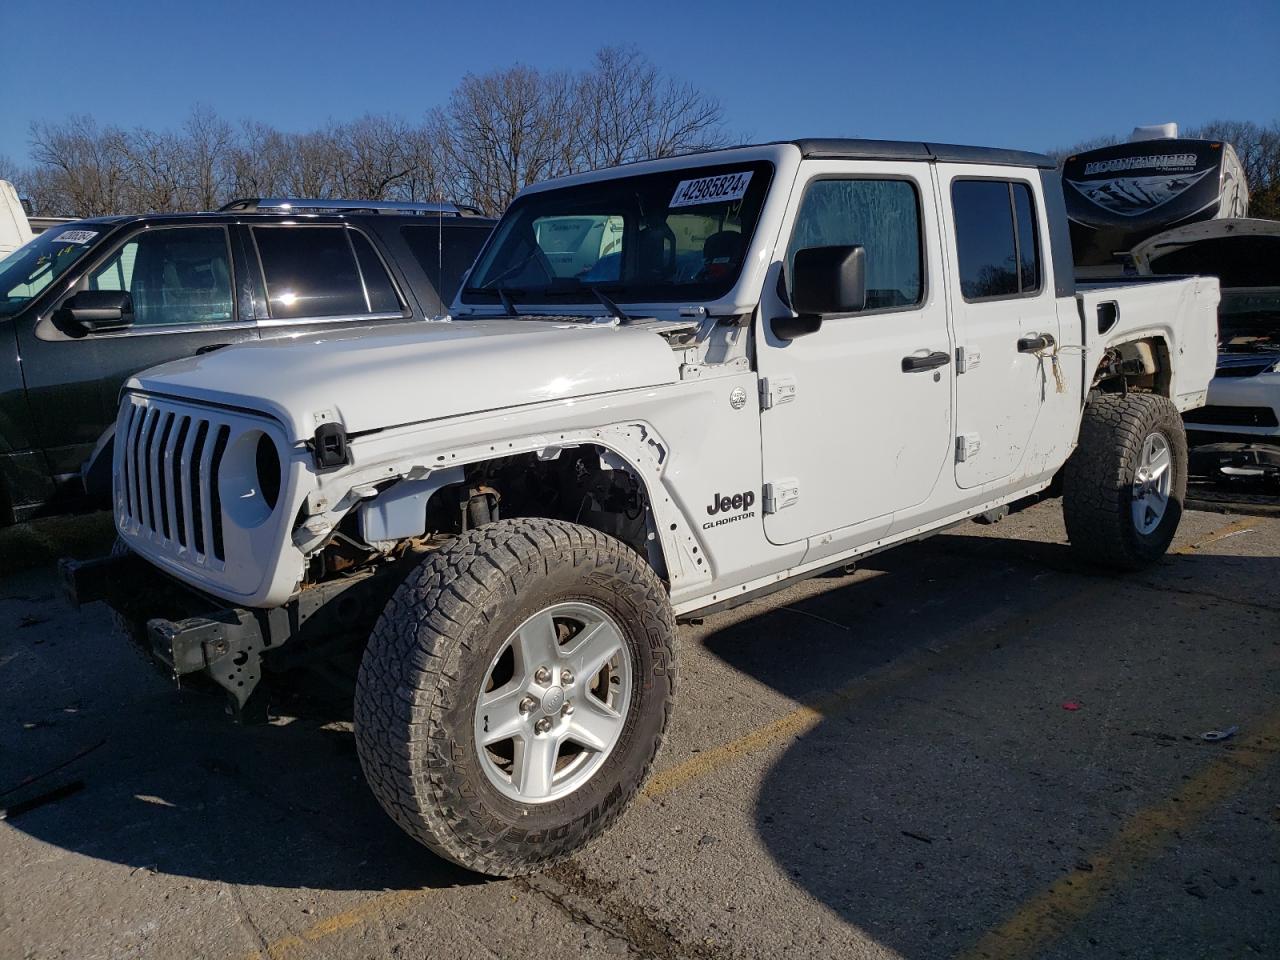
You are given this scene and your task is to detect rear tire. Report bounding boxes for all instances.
[1063,393,1187,569]
[354,518,676,877]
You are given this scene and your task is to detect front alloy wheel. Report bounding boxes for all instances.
[474,601,632,803]
[354,518,676,877]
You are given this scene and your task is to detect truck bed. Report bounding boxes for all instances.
[1072,274,1220,412]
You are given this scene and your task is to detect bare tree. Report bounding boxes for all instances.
[17,48,733,218]
[442,65,575,214]
[1186,119,1280,219]
[228,120,290,199]
[571,46,728,171]
[28,115,131,217]
[182,104,235,210]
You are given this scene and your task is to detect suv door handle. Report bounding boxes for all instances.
[1017,333,1055,354]
[901,351,951,373]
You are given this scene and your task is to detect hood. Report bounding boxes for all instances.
[1132,218,1280,287]
[128,318,682,442]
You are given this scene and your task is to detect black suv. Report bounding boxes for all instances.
[0,199,494,524]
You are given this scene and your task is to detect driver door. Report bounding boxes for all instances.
[756,162,954,550]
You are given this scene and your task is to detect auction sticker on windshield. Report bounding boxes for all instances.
[52,230,98,244]
[670,171,753,208]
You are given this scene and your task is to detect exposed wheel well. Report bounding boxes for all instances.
[312,445,667,585]
[1090,336,1171,397]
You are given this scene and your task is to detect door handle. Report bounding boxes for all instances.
[901,350,951,373]
[1017,332,1056,354]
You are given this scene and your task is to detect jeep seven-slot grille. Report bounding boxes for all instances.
[119,399,230,562]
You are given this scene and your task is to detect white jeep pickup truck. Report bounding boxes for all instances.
[64,138,1218,877]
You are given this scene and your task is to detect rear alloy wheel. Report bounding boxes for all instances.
[354,518,676,877]
[1131,431,1173,535]
[1063,392,1188,568]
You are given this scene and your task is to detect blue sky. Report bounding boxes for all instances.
[2,0,1277,165]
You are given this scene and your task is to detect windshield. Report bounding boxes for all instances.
[0,226,103,318]
[1219,290,1280,351]
[463,160,773,307]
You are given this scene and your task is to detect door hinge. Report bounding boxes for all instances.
[955,433,982,463]
[758,376,797,411]
[956,346,981,374]
[762,478,800,514]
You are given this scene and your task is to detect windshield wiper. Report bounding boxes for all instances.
[497,286,519,317]
[461,284,525,316]
[590,286,632,323]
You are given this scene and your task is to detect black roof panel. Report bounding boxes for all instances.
[788,138,1054,169]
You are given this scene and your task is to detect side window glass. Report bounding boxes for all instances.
[253,227,366,319]
[1012,183,1041,293]
[786,179,923,310]
[349,231,403,314]
[86,228,233,327]
[952,181,1018,299]
[401,224,493,306]
[951,180,1041,300]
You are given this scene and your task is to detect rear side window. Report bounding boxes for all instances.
[253,226,402,319]
[951,180,1042,301]
[86,226,234,327]
[349,231,402,314]
[402,224,492,307]
[786,178,923,310]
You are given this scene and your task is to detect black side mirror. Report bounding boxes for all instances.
[58,290,135,334]
[773,244,866,341]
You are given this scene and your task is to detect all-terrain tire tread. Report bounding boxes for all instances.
[1063,393,1187,569]
[353,517,677,877]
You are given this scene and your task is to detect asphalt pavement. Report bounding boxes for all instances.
[1,501,1277,960]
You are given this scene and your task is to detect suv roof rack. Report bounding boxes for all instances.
[218,197,485,216]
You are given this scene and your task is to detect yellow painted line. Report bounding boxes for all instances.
[1170,517,1255,554]
[242,516,1262,958]
[958,709,1280,960]
[241,889,426,960]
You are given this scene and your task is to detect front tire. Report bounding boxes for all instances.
[1063,393,1188,569]
[354,518,677,877]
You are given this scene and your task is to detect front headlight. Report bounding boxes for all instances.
[218,429,282,528]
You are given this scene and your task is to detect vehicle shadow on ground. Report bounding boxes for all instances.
[703,531,1280,959]
[0,600,479,893]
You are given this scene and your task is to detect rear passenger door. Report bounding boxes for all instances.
[938,169,1059,489]
[245,224,411,337]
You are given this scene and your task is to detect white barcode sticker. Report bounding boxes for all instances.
[670,171,753,208]
[52,229,98,244]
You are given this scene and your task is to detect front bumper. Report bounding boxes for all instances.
[1183,370,1280,443]
[60,553,272,719]
[60,551,410,721]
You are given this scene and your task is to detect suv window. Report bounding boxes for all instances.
[951,180,1042,301]
[253,226,402,320]
[401,224,493,307]
[786,179,923,310]
[86,227,234,327]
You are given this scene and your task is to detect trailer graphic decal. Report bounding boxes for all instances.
[1065,167,1214,217]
